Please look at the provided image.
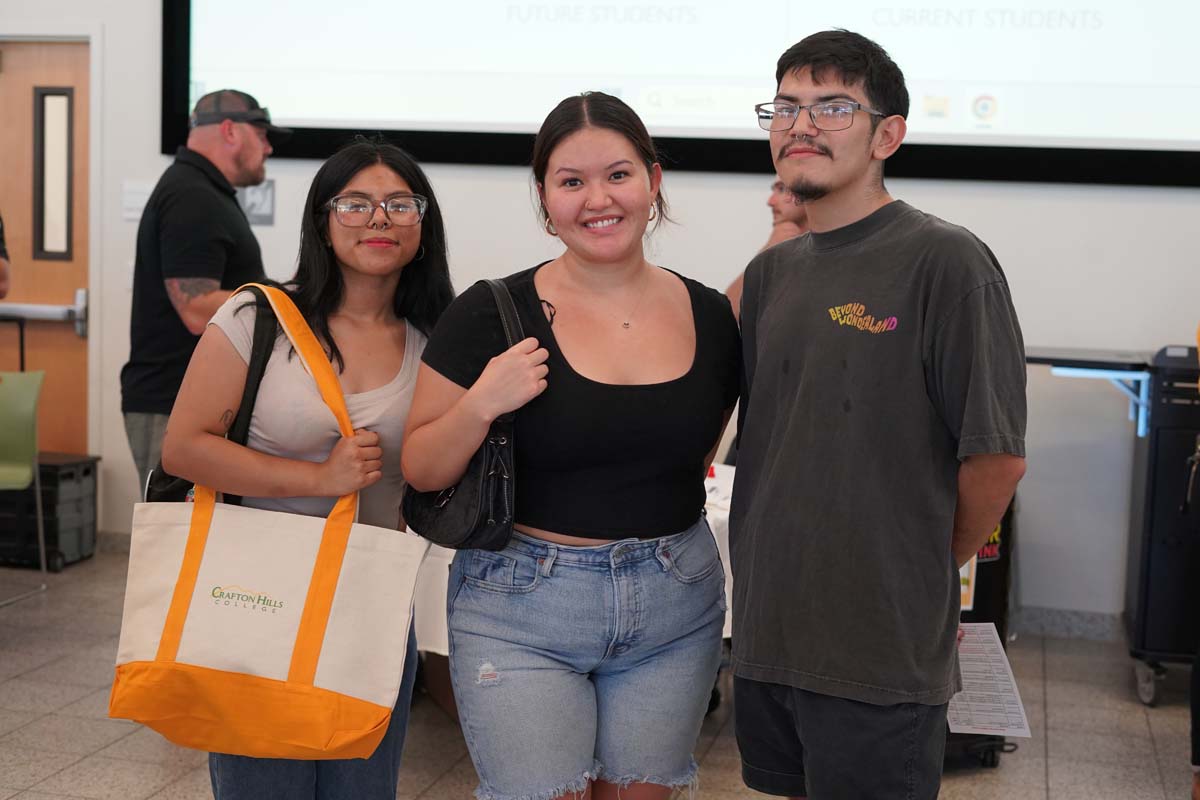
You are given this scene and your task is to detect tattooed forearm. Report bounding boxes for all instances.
[220,409,235,432]
[165,277,221,305]
[164,277,228,334]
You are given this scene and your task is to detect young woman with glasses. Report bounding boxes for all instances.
[161,137,453,799]
[401,92,740,800]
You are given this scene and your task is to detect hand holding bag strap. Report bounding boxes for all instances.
[155,284,362,687]
[482,279,525,424]
[399,278,524,550]
[253,285,363,685]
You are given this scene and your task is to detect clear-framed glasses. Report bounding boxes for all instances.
[327,193,428,227]
[755,100,885,132]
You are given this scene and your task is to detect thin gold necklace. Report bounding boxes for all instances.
[617,264,653,329]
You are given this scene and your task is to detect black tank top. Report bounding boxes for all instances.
[420,264,740,539]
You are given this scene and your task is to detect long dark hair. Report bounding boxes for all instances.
[531,92,670,231]
[286,136,454,370]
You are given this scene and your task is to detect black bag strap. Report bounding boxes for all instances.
[223,284,279,505]
[483,279,524,348]
[483,279,525,424]
[143,286,279,505]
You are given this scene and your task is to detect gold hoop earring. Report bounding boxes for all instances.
[648,205,658,222]
[545,217,558,236]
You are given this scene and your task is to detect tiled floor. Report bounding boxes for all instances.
[0,551,1193,799]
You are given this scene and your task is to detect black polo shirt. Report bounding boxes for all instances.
[120,147,266,414]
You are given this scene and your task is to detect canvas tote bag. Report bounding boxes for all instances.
[109,284,429,760]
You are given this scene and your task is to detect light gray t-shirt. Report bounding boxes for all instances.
[730,200,1026,706]
[209,291,426,529]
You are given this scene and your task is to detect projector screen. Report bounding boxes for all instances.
[162,0,1200,185]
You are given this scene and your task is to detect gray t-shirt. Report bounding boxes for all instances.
[209,291,425,529]
[730,200,1026,706]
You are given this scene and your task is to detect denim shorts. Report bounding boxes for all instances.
[447,515,726,800]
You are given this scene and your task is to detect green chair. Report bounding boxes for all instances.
[0,370,48,607]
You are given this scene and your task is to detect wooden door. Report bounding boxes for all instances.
[0,41,89,454]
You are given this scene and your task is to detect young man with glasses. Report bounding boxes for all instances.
[729,30,1027,799]
[121,89,287,490]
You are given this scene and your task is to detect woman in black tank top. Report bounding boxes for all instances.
[403,93,739,800]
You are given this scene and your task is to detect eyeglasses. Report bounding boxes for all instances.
[755,101,885,132]
[327,194,428,227]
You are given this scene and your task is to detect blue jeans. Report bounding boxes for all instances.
[208,624,419,800]
[448,516,725,800]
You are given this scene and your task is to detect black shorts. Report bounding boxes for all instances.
[733,675,949,800]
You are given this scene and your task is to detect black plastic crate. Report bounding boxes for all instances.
[0,453,98,515]
[0,453,100,572]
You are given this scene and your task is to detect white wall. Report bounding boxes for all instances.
[4,1,1199,618]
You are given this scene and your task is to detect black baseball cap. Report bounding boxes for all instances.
[188,89,292,138]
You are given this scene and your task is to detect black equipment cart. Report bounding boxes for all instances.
[1125,345,1200,705]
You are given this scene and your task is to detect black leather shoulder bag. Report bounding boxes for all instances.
[401,279,522,550]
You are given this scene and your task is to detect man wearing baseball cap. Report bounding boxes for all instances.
[120,90,288,490]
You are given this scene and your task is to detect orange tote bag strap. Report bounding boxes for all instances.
[254,285,354,437]
[156,283,361,686]
[253,284,360,684]
[154,485,217,662]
